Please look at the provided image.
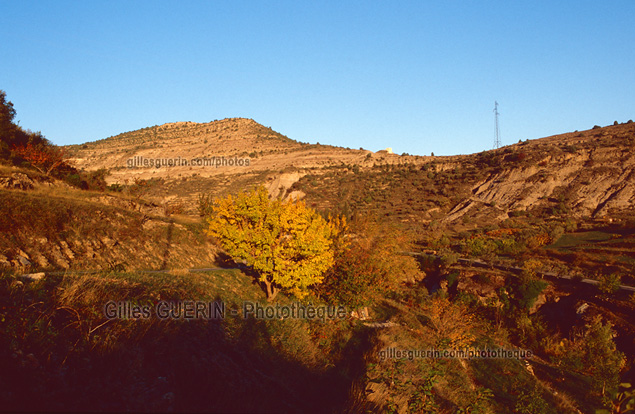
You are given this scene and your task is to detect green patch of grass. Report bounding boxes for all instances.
[469,357,561,413]
[550,231,613,248]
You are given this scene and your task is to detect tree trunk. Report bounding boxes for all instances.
[262,278,278,301]
[268,286,278,302]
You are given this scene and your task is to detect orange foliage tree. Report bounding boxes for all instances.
[13,142,68,176]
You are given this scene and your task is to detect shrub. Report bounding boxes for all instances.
[82,168,109,191]
[561,316,626,396]
[548,224,565,244]
[62,168,109,191]
[508,263,548,312]
[598,273,621,294]
[515,385,549,414]
[464,235,497,257]
[198,192,215,217]
[439,251,459,267]
[420,296,475,349]
[107,183,124,192]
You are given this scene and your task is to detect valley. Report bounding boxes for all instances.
[2,110,634,413]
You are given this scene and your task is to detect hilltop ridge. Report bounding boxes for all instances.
[66,117,417,183]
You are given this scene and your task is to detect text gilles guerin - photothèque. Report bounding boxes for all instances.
[103,300,348,322]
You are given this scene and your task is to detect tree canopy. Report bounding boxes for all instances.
[206,186,335,300]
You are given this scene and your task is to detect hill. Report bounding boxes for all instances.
[65,117,427,210]
[66,117,420,180]
[66,119,635,223]
[293,122,635,224]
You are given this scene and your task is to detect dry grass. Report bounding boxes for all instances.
[0,269,368,412]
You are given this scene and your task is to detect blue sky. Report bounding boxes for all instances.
[1,1,633,156]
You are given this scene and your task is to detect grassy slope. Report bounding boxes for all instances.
[0,269,376,413]
[0,168,218,272]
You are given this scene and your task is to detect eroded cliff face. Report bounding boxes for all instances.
[444,123,635,223]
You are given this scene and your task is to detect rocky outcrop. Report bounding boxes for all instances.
[0,172,35,190]
[267,172,307,200]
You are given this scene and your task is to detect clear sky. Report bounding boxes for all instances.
[1,1,633,156]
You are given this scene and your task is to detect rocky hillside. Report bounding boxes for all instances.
[67,119,635,227]
[452,121,635,220]
[0,166,218,272]
[65,117,428,214]
[293,121,635,229]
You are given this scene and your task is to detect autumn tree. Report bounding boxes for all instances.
[1,90,72,177]
[421,295,476,349]
[206,186,335,301]
[0,90,19,160]
[12,140,68,176]
[0,90,17,143]
[317,216,425,308]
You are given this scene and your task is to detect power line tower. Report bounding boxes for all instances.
[493,101,501,149]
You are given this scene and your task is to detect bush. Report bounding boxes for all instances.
[548,224,565,244]
[198,192,215,217]
[515,385,549,414]
[83,168,109,191]
[598,273,621,294]
[561,316,626,396]
[62,168,109,191]
[464,235,497,257]
[508,264,548,312]
[420,296,475,349]
[107,183,124,192]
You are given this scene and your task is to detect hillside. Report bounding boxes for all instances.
[66,119,635,224]
[67,117,420,181]
[2,113,634,413]
[65,117,427,211]
[0,165,218,272]
[293,122,635,224]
